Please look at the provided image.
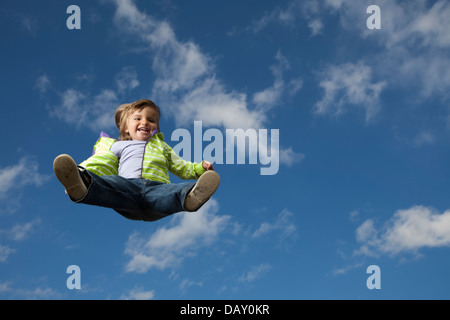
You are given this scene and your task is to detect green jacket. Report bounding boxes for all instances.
[79,132,205,184]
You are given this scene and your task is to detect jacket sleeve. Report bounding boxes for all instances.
[79,137,119,176]
[163,142,206,180]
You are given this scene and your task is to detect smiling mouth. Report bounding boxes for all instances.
[138,128,150,134]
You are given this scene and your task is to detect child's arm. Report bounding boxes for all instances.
[163,143,214,180]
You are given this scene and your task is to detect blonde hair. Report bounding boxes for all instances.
[115,99,161,141]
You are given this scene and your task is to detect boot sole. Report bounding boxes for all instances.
[184,171,220,211]
[53,154,87,201]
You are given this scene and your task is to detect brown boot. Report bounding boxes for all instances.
[53,154,90,201]
[184,170,220,211]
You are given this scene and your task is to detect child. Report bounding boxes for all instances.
[53,99,220,222]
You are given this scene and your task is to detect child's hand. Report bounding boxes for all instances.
[202,161,214,171]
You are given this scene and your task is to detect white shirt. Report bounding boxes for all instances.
[110,140,147,179]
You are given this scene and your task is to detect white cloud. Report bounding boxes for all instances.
[333,0,450,101]
[279,147,305,167]
[238,263,271,283]
[152,41,212,94]
[349,210,359,222]
[51,89,87,128]
[0,158,50,199]
[172,77,263,130]
[396,51,450,99]
[124,199,231,273]
[332,262,364,276]
[247,0,450,123]
[230,0,450,129]
[355,219,377,243]
[90,89,120,130]
[115,66,140,94]
[45,66,140,131]
[34,74,51,94]
[18,13,38,37]
[252,209,298,245]
[0,281,60,299]
[6,218,41,241]
[122,199,299,291]
[110,0,213,96]
[0,218,41,263]
[179,278,203,291]
[241,0,325,37]
[355,205,450,256]
[399,0,450,49]
[315,61,386,123]
[376,0,450,98]
[307,18,324,36]
[412,131,435,147]
[0,157,50,215]
[120,287,155,300]
[324,0,344,11]
[0,246,15,262]
[252,51,301,110]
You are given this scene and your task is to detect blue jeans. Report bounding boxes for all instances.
[74,171,196,221]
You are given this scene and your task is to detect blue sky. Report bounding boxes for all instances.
[1,0,450,300]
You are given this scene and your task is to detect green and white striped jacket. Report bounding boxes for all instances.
[79,132,205,184]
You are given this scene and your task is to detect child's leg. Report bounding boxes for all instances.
[139,170,220,220]
[79,173,146,219]
[139,180,196,221]
[54,154,145,220]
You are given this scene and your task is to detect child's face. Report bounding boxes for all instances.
[125,107,159,141]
